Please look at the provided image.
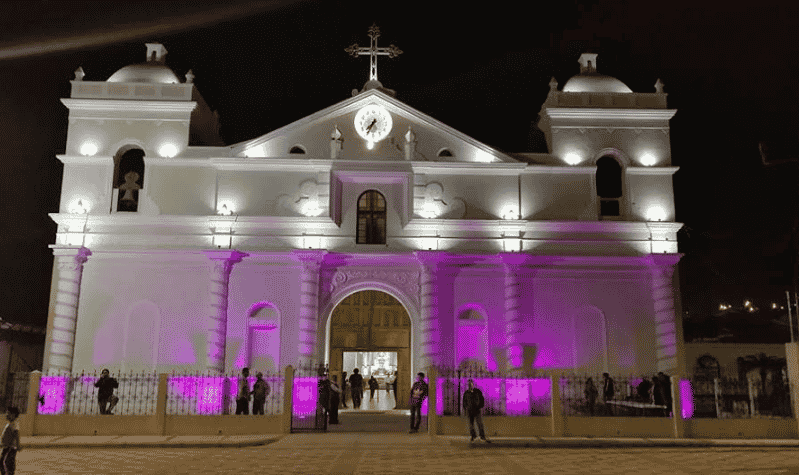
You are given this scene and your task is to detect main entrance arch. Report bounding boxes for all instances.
[326,290,412,409]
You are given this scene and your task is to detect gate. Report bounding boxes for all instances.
[290,363,328,432]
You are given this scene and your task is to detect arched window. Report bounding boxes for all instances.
[113,148,145,212]
[438,148,453,158]
[357,190,386,244]
[289,145,306,154]
[596,156,622,218]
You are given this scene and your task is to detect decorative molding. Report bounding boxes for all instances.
[60,98,197,113]
[544,108,677,121]
[414,182,466,219]
[327,268,420,297]
[626,166,679,176]
[276,179,329,217]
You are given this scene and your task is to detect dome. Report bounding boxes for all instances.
[561,52,633,94]
[107,62,180,84]
[562,73,632,93]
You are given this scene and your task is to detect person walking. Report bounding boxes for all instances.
[463,379,490,443]
[94,368,119,415]
[368,375,379,401]
[0,407,20,475]
[409,372,428,433]
[235,368,251,415]
[584,377,599,416]
[252,372,270,415]
[392,372,398,408]
[349,369,364,409]
[602,373,615,415]
[329,375,341,424]
[385,372,394,398]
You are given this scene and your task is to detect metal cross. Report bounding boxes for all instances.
[345,23,402,82]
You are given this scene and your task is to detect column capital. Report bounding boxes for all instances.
[291,249,328,270]
[413,250,450,272]
[497,252,532,269]
[204,250,247,275]
[51,246,91,271]
[644,253,683,270]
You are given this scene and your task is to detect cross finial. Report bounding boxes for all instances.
[345,23,402,82]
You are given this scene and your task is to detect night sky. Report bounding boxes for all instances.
[2,1,798,332]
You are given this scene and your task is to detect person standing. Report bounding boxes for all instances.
[368,375,379,401]
[584,377,599,416]
[392,372,398,408]
[251,372,270,415]
[602,373,615,415]
[235,368,251,415]
[462,379,490,443]
[0,407,20,475]
[94,368,119,415]
[329,375,341,424]
[385,372,394,398]
[409,372,428,433]
[340,372,349,409]
[349,369,364,409]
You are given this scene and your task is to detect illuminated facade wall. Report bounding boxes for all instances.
[44,47,686,380]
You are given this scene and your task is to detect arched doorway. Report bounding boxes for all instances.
[328,290,411,410]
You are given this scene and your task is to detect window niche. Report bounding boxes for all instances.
[112,148,145,212]
[596,155,623,218]
[356,190,387,245]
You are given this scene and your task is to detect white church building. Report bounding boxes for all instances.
[45,32,685,404]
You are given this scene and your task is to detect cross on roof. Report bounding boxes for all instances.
[345,23,402,82]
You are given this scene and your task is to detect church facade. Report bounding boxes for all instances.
[44,37,685,401]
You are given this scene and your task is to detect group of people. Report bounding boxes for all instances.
[234,368,272,415]
[583,372,672,416]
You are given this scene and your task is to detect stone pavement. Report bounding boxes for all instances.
[15,433,799,475]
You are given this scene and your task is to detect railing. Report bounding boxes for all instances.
[437,367,551,416]
[560,374,672,417]
[39,370,158,415]
[690,376,792,419]
[2,372,30,414]
[166,370,284,415]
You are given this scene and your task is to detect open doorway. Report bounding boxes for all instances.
[341,351,398,411]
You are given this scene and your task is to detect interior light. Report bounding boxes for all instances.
[564,153,582,165]
[159,143,178,158]
[80,142,98,157]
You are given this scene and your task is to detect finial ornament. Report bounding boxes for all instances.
[74,67,85,81]
[655,78,664,94]
[549,76,558,92]
[332,125,341,140]
[185,69,194,84]
[345,23,402,82]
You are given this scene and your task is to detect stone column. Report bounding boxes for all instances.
[203,250,246,373]
[415,251,446,371]
[648,255,686,376]
[292,250,327,369]
[47,246,91,374]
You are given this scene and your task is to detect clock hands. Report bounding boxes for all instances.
[366,118,377,133]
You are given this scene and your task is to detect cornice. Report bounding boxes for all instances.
[543,108,677,121]
[625,166,679,175]
[521,165,597,175]
[60,98,197,113]
[412,162,527,176]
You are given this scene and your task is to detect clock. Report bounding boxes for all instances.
[354,104,392,146]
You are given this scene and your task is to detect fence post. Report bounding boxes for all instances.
[785,343,799,433]
[155,373,167,436]
[282,366,294,434]
[550,374,563,437]
[671,375,686,438]
[427,366,438,436]
[19,371,42,437]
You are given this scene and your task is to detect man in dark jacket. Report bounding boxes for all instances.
[409,372,428,433]
[463,379,490,442]
[94,369,119,415]
[602,373,615,415]
[349,369,364,409]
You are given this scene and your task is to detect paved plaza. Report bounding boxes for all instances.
[15,432,799,474]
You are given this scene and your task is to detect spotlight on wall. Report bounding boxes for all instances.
[68,199,89,214]
[564,153,582,165]
[640,153,657,166]
[159,143,178,158]
[501,206,518,220]
[217,203,234,216]
[645,205,667,222]
[79,142,98,157]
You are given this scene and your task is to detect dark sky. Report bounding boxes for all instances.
[2,1,799,327]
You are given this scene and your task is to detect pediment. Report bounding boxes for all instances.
[229,89,518,164]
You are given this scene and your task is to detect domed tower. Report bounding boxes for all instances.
[537,53,676,222]
[59,43,222,215]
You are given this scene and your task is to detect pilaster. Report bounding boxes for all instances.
[647,254,686,376]
[203,250,246,373]
[414,251,448,370]
[47,246,91,373]
[500,253,528,370]
[292,249,327,368]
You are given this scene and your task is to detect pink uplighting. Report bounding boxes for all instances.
[679,379,693,419]
[293,377,318,416]
[38,376,69,415]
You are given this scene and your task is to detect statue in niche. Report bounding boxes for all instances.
[118,171,142,212]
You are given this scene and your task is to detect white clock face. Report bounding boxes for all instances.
[354,105,392,145]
